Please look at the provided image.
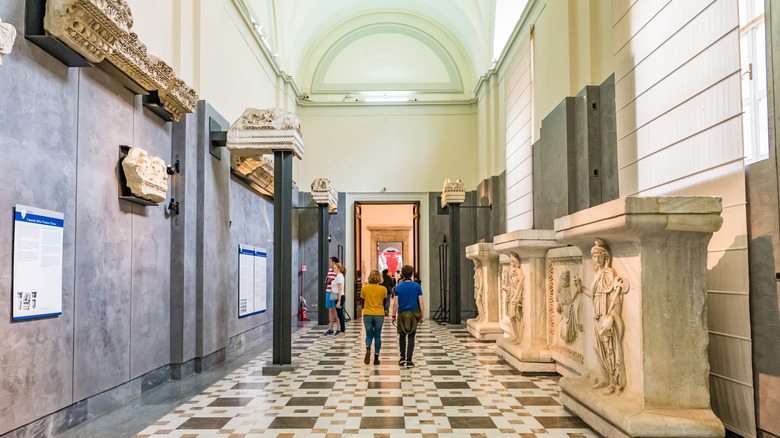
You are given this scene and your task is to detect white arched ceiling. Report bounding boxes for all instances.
[311,23,463,93]
[245,0,494,97]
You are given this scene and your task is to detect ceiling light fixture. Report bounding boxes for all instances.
[364,97,409,103]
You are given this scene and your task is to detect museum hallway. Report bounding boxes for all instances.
[56,320,596,438]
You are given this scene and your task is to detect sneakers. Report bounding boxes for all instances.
[334,330,341,336]
[364,347,371,365]
[397,358,406,366]
[405,361,415,368]
[323,329,334,335]
[374,355,380,365]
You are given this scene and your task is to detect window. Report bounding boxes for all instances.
[740,0,769,164]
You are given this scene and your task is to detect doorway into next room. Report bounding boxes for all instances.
[353,201,420,316]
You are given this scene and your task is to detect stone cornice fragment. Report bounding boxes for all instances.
[227,108,304,160]
[121,147,168,203]
[0,16,17,67]
[441,178,466,207]
[231,155,274,194]
[44,0,133,63]
[106,32,174,91]
[311,178,337,212]
[159,78,198,122]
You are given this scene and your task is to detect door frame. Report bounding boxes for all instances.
[345,193,430,319]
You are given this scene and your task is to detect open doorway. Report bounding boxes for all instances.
[354,201,420,316]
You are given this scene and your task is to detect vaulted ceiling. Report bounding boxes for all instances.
[244,0,497,102]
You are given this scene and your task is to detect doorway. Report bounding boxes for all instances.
[353,201,420,316]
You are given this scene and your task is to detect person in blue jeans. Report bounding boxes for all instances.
[361,270,388,364]
[333,263,347,336]
[390,264,425,367]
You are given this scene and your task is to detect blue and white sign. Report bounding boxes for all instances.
[13,205,64,320]
[238,245,267,318]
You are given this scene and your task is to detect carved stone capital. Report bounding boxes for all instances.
[158,78,198,122]
[106,33,174,92]
[44,0,133,63]
[227,108,304,160]
[231,155,274,194]
[441,178,465,207]
[121,147,168,203]
[311,178,337,212]
[0,17,17,67]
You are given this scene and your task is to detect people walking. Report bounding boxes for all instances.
[333,262,347,336]
[381,269,395,315]
[361,270,388,365]
[324,257,338,335]
[390,265,425,367]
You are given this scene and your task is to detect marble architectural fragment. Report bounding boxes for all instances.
[106,33,174,91]
[44,0,133,63]
[493,230,563,373]
[158,78,198,122]
[231,155,274,194]
[546,246,585,375]
[441,178,465,207]
[465,243,503,340]
[311,178,337,213]
[555,196,725,438]
[121,147,168,203]
[0,17,17,67]
[227,108,304,159]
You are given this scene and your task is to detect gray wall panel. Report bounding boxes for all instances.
[0,2,78,432]
[130,100,172,379]
[73,67,135,402]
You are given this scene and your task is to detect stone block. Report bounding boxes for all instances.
[465,243,502,340]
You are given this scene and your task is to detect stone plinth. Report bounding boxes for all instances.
[465,243,502,340]
[493,230,563,373]
[554,196,725,438]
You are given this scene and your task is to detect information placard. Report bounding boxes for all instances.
[13,205,64,320]
[238,245,267,318]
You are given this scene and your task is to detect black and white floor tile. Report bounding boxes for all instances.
[135,319,597,437]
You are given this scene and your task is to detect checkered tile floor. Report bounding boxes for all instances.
[134,319,597,437]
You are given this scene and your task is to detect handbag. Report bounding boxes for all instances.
[329,291,339,302]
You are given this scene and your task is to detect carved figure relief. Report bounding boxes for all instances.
[555,270,582,343]
[473,260,484,323]
[505,252,524,343]
[578,238,631,394]
[44,0,134,63]
[122,147,168,203]
[0,17,17,67]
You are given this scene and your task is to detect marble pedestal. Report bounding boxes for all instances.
[555,197,725,438]
[493,230,563,373]
[465,243,503,340]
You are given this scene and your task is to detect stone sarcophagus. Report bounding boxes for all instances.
[493,230,563,373]
[555,196,725,438]
[465,243,502,340]
[227,108,303,160]
[121,147,168,203]
[44,0,133,63]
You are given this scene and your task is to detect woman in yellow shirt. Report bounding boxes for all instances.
[361,270,388,365]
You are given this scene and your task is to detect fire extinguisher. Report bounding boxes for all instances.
[299,295,309,321]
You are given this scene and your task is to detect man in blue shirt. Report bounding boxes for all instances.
[390,265,425,367]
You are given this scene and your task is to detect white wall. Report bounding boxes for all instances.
[297,105,477,192]
[613,0,755,435]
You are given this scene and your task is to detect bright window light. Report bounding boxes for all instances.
[493,0,529,61]
[739,0,769,164]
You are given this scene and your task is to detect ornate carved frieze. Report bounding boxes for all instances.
[231,155,274,194]
[311,178,337,212]
[545,248,585,370]
[227,108,304,159]
[44,0,133,63]
[0,17,17,67]
[106,33,174,91]
[159,78,198,122]
[121,147,168,203]
[441,178,465,207]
